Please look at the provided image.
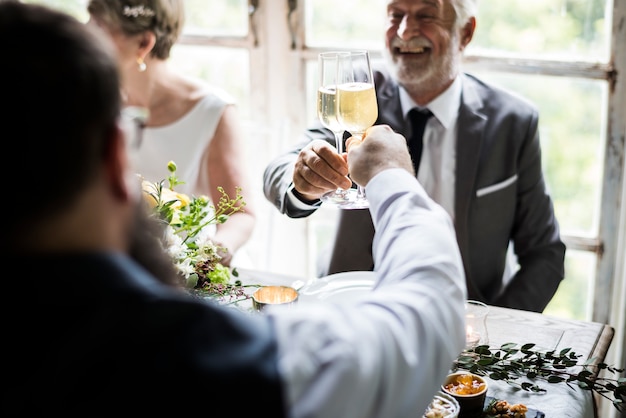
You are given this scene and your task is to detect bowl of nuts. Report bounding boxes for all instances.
[422,391,460,417]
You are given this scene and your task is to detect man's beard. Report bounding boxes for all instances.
[128,199,184,288]
[383,34,461,97]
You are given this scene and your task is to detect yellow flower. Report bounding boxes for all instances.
[141,161,246,296]
[172,190,190,208]
[142,179,189,209]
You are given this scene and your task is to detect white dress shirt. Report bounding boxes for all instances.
[400,78,518,279]
[268,169,467,418]
[399,76,462,219]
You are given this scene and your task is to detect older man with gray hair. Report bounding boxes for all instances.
[264,0,565,313]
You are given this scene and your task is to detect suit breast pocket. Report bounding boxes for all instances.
[472,175,518,241]
[476,174,518,198]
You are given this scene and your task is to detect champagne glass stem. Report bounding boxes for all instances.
[350,133,366,201]
[333,131,344,154]
[356,185,366,200]
[322,130,348,201]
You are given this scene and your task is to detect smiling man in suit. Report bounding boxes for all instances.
[263,0,565,313]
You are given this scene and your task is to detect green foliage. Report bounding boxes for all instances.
[192,279,264,306]
[144,161,248,301]
[454,343,626,412]
[470,0,609,59]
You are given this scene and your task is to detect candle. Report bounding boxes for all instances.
[465,325,481,349]
[465,300,489,349]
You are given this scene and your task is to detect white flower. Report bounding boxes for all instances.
[141,160,246,289]
[175,258,196,278]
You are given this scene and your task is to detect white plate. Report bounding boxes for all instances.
[297,271,376,303]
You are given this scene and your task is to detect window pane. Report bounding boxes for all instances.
[183,0,248,37]
[468,70,606,237]
[169,45,251,119]
[305,0,385,49]
[469,0,612,62]
[543,250,595,320]
[305,60,319,126]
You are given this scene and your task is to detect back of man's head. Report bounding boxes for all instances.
[0,2,121,240]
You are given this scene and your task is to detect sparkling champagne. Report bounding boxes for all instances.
[337,82,378,134]
[317,86,342,132]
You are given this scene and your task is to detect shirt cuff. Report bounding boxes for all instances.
[287,184,322,210]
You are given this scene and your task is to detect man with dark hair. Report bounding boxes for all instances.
[2,2,465,416]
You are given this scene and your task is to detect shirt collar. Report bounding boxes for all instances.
[399,75,462,130]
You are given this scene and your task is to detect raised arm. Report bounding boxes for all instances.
[269,125,467,418]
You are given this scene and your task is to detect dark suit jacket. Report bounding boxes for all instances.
[3,252,286,417]
[263,70,566,313]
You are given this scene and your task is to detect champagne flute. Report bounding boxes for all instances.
[317,51,352,206]
[336,50,378,209]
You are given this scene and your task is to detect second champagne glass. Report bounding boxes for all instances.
[317,51,352,206]
[336,50,378,209]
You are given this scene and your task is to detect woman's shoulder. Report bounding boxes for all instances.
[182,74,236,107]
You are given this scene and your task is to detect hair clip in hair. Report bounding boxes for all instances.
[123,5,155,18]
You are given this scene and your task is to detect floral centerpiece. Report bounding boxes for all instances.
[141,161,257,304]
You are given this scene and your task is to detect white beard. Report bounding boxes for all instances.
[383,32,462,99]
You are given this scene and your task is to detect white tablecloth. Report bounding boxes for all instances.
[234,268,598,418]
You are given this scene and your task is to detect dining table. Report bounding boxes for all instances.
[230,267,616,418]
[479,305,615,418]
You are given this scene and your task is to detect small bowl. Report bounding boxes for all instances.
[441,372,488,418]
[252,286,299,311]
[423,390,460,417]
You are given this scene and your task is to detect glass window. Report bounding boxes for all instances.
[304,0,386,49]
[469,71,606,237]
[169,45,251,119]
[182,0,249,37]
[544,250,596,320]
[468,0,612,62]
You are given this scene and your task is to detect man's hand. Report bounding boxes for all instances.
[292,139,353,200]
[346,125,415,187]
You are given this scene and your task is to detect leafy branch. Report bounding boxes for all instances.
[141,160,247,291]
[453,343,626,412]
[147,161,246,244]
[192,280,262,305]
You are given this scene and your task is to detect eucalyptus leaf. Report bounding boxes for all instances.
[453,343,626,412]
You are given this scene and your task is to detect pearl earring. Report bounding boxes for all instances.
[137,57,147,72]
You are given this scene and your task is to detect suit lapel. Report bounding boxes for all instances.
[375,70,407,133]
[455,75,487,294]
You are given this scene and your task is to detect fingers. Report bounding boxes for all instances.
[292,139,353,198]
[345,136,363,151]
[347,125,414,187]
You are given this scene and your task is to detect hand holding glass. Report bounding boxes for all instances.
[316,50,377,209]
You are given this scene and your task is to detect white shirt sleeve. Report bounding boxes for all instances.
[286,183,322,210]
[267,168,467,418]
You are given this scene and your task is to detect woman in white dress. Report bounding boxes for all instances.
[87,0,256,267]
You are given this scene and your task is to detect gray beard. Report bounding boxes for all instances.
[383,39,461,100]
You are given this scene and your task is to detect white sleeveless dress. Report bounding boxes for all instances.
[134,86,253,267]
[135,86,235,197]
